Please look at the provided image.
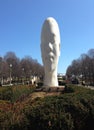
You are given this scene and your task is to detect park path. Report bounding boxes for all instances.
[85,85,94,90]
[78,84,94,90]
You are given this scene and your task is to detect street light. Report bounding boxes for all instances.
[22,68,25,85]
[9,64,12,85]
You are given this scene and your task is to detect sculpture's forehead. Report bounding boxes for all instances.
[41,17,60,41]
[42,17,59,34]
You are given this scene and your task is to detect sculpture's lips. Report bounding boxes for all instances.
[45,57,54,63]
[48,52,54,57]
[45,52,54,62]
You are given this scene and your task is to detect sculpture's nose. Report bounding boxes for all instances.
[48,42,53,51]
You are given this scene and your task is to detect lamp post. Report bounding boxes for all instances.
[22,68,25,85]
[9,64,12,85]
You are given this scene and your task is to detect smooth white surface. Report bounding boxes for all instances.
[41,17,60,87]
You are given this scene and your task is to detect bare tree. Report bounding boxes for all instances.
[88,49,94,59]
[0,51,44,85]
[4,52,20,82]
[66,49,94,85]
[20,56,38,83]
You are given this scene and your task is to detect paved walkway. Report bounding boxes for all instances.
[78,84,94,90]
[85,85,94,90]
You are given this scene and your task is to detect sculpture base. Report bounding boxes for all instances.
[35,86,65,92]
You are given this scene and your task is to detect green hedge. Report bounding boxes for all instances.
[22,88,94,130]
[0,85,35,102]
[0,86,13,101]
[0,85,94,130]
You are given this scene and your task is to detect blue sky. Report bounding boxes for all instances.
[0,0,94,74]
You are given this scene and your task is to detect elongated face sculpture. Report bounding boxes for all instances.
[41,17,60,87]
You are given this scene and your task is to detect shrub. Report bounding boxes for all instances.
[0,85,94,130]
[0,86,13,101]
[0,85,35,102]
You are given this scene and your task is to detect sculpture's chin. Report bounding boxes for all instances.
[45,63,56,72]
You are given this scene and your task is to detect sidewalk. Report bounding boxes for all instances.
[85,85,94,90]
[78,84,94,90]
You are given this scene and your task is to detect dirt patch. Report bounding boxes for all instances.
[31,92,46,100]
[30,91,62,100]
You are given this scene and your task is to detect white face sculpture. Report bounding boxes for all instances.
[41,17,60,72]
